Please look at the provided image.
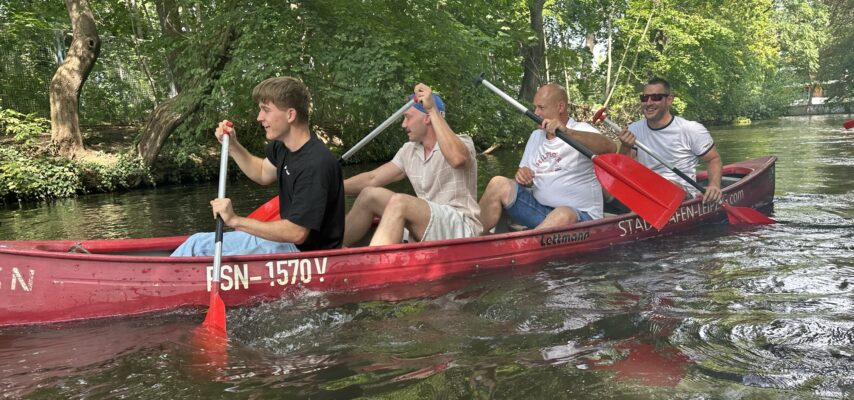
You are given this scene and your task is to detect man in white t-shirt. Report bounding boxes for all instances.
[617,78,723,204]
[478,83,616,234]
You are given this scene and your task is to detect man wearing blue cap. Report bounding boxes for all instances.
[343,83,481,247]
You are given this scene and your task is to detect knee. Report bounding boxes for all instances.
[485,176,513,201]
[550,207,578,225]
[383,193,409,217]
[353,187,383,208]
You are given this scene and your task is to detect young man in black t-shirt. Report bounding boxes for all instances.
[171,77,344,256]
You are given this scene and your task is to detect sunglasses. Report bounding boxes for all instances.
[639,93,670,102]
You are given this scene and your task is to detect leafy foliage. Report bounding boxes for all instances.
[0,108,50,145]
[0,0,847,202]
[819,0,854,102]
[0,147,81,201]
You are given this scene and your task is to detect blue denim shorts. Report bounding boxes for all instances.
[504,183,592,229]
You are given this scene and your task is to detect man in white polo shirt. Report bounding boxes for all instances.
[343,83,481,247]
[478,83,616,234]
[617,77,723,204]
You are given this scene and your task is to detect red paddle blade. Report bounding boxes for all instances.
[246,196,280,222]
[202,291,227,334]
[722,203,775,225]
[844,120,854,130]
[592,153,685,230]
[190,323,228,379]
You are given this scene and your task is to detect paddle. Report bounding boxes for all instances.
[473,74,684,230]
[201,122,232,335]
[844,120,854,130]
[592,108,774,225]
[244,99,416,223]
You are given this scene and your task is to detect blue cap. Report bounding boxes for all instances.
[411,93,445,114]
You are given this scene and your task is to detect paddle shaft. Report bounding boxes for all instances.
[475,77,594,159]
[599,117,706,194]
[340,99,416,162]
[211,133,230,295]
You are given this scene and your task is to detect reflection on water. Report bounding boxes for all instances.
[2,115,853,398]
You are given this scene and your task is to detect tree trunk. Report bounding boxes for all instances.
[137,27,237,166]
[605,14,613,101]
[49,0,101,157]
[155,0,184,95]
[519,0,546,102]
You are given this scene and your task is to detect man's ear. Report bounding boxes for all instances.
[287,108,298,123]
[422,113,432,126]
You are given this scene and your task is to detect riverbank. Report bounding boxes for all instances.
[0,122,228,204]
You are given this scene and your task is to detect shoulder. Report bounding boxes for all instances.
[265,140,285,162]
[628,120,646,132]
[456,134,475,147]
[300,137,339,170]
[674,117,709,134]
[628,119,645,128]
[397,141,416,154]
[567,120,600,134]
[528,129,547,141]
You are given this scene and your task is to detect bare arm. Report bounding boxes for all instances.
[216,120,277,185]
[212,198,309,244]
[562,127,616,154]
[415,83,471,168]
[344,161,405,195]
[429,108,471,168]
[542,119,616,155]
[232,217,309,244]
[700,146,723,203]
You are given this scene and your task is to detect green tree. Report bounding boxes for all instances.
[818,0,853,103]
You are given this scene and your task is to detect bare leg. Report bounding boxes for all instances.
[370,193,431,246]
[536,206,578,229]
[344,187,395,247]
[477,176,515,235]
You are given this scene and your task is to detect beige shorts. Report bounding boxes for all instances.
[421,201,478,242]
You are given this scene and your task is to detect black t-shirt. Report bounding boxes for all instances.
[264,135,344,251]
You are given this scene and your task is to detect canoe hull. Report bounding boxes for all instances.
[0,156,776,328]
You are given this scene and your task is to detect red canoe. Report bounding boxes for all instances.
[0,156,777,328]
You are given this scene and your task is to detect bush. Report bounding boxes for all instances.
[0,108,49,145]
[0,147,82,201]
[78,152,155,192]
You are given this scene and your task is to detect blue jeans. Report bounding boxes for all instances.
[170,231,299,257]
[505,184,592,229]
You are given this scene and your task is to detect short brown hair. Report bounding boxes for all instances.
[251,76,311,123]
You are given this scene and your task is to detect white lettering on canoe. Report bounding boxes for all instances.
[617,192,747,237]
[205,257,329,292]
[618,218,653,236]
[265,257,328,288]
[206,264,250,292]
[315,258,327,283]
[10,267,35,292]
[727,190,744,204]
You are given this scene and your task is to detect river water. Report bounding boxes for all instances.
[1,115,853,399]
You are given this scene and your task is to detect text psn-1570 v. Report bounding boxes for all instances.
[207,257,328,292]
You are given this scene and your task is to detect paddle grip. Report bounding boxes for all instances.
[215,216,224,243]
